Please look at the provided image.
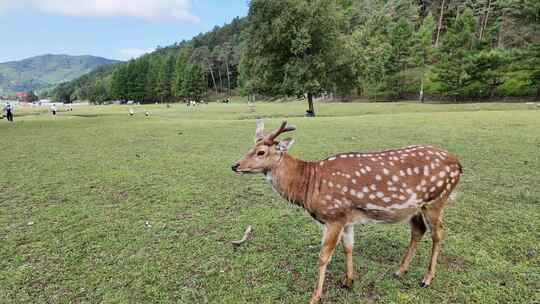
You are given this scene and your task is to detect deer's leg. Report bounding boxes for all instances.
[394,213,427,278]
[340,225,354,289]
[420,206,445,288]
[310,222,343,304]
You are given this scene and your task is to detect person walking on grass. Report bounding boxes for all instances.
[51,105,57,116]
[3,102,14,122]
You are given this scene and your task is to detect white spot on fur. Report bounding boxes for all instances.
[388,193,419,210]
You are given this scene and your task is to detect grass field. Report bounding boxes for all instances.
[1,101,539,303]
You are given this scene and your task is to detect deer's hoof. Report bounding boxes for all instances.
[420,281,430,288]
[340,279,354,290]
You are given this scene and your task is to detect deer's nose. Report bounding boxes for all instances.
[231,163,240,172]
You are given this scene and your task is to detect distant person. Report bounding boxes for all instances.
[51,105,57,116]
[129,108,134,117]
[145,111,150,117]
[3,102,13,122]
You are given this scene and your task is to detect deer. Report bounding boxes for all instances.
[231,120,463,304]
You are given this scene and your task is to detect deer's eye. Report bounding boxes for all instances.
[257,150,265,156]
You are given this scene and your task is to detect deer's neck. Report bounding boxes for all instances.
[267,153,316,209]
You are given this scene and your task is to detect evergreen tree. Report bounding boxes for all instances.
[111,65,129,101]
[172,49,189,100]
[414,12,435,102]
[434,8,476,100]
[183,64,207,101]
[386,17,416,98]
[156,54,176,103]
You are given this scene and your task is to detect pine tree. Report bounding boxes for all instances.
[183,64,207,101]
[434,8,476,100]
[156,54,176,103]
[172,50,189,100]
[414,12,435,102]
[111,65,129,101]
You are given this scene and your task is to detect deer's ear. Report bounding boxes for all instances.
[277,138,295,152]
[255,119,265,142]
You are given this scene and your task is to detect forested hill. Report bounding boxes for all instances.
[0,54,121,95]
[53,0,539,104]
[51,17,246,103]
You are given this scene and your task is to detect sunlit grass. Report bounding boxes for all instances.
[1,100,538,303]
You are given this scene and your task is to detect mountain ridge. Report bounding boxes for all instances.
[0,54,122,95]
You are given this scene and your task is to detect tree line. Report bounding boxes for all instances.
[51,0,539,110]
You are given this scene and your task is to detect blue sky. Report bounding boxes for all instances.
[0,0,249,63]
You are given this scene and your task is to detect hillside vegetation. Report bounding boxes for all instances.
[0,54,121,95]
[53,0,539,105]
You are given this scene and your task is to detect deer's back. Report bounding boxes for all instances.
[310,145,462,224]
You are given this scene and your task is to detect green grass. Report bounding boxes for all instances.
[1,100,539,303]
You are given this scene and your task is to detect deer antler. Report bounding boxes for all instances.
[267,120,296,142]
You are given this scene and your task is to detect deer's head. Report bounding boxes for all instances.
[232,120,296,174]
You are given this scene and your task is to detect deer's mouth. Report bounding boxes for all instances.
[235,169,258,175]
[232,164,256,175]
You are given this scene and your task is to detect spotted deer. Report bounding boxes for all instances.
[231,120,462,304]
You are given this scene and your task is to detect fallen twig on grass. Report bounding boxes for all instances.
[231,225,252,247]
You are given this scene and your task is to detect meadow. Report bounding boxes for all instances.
[0,101,538,303]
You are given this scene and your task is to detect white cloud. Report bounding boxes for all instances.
[119,48,155,60]
[0,0,199,22]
